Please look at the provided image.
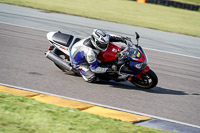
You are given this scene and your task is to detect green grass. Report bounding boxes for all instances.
[0,0,200,37]
[0,92,169,133]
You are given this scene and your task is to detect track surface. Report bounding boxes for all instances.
[0,4,200,126]
[0,4,200,58]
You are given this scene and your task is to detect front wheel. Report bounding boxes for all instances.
[130,69,158,89]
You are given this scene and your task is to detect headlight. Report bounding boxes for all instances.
[135,62,147,70]
[135,63,143,69]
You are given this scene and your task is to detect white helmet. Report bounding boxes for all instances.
[91,29,109,51]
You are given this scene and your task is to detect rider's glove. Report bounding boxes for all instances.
[122,37,131,43]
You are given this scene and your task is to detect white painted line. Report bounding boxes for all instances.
[144,47,200,60]
[0,21,49,32]
[0,21,200,60]
[0,82,200,129]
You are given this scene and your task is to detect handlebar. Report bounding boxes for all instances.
[125,40,134,49]
[116,40,138,59]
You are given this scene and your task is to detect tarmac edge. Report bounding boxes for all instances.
[0,83,151,123]
[1,82,200,133]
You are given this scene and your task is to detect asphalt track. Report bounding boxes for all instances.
[0,3,200,128]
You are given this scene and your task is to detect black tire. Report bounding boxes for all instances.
[130,69,158,89]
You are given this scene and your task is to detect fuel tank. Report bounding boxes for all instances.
[97,43,120,63]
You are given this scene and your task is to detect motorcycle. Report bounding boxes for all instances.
[45,31,158,89]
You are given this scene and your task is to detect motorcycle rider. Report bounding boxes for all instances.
[70,29,128,82]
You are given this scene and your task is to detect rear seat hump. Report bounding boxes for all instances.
[52,31,74,47]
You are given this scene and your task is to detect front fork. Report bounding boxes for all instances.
[128,66,150,81]
[136,66,150,78]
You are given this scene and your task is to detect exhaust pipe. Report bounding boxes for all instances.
[45,51,72,71]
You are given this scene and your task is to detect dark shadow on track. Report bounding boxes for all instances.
[94,80,189,95]
[63,72,189,95]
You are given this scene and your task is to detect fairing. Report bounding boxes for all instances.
[97,43,119,62]
[97,42,149,76]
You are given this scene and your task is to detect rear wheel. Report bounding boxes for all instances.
[130,69,158,89]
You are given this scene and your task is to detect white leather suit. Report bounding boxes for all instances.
[70,33,126,82]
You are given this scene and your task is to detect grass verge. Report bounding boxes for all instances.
[0,0,200,37]
[0,92,169,133]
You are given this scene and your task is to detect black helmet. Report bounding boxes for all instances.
[91,29,109,51]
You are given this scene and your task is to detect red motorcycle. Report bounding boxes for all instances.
[45,31,158,89]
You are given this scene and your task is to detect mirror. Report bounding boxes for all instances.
[135,32,140,40]
[135,32,140,46]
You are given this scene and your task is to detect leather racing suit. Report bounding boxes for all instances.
[70,34,126,82]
